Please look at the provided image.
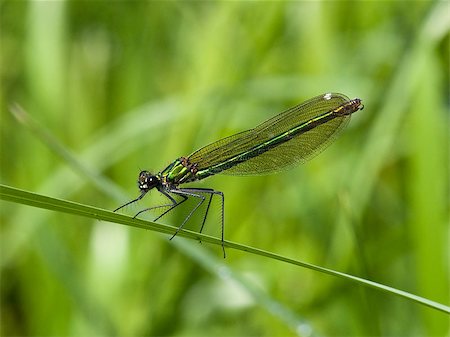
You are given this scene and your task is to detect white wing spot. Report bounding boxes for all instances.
[323,93,332,100]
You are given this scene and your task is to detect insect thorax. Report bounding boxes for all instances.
[160,157,199,185]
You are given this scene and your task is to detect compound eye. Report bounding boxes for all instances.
[138,171,158,191]
[137,171,153,190]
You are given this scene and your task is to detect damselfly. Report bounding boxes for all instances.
[114,93,363,257]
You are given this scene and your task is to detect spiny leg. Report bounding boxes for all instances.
[179,188,225,258]
[153,190,188,221]
[217,191,225,258]
[200,193,214,234]
[133,189,184,219]
[178,188,215,234]
[114,191,147,213]
[169,188,206,240]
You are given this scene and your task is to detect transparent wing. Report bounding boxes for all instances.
[188,93,354,176]
[222,115,350,175]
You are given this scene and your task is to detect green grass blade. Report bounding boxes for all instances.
[2,184,448,315]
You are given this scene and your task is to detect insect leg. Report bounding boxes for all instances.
[168,188,206,240]
[179,188,225,258]
[133,189,185,219]
[153,190,188,221]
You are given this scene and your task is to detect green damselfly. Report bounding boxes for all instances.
[115,93,363,256]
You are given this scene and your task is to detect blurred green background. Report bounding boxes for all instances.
[1,1,448,336]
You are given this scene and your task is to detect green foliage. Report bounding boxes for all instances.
[1,1,448,336]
